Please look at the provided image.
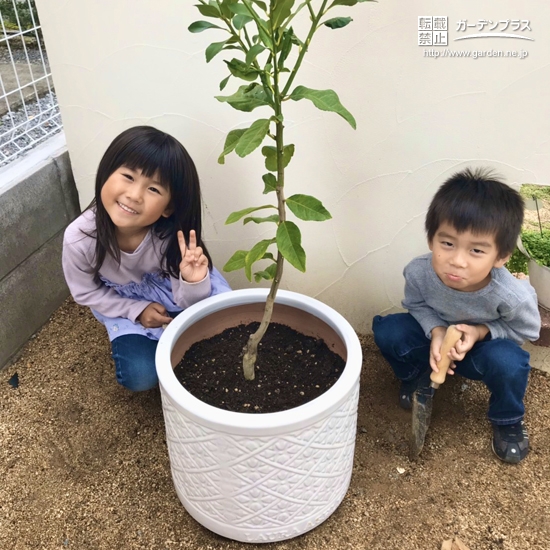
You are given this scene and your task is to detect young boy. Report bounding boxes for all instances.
[372,168,541,464]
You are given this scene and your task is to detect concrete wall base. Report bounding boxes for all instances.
[0,134,80,369]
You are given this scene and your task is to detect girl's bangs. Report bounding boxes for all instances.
[118,139,174,190]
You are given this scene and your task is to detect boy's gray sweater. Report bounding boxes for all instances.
[402,253,541,344]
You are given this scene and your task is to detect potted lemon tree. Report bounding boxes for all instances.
[156,0,374,542]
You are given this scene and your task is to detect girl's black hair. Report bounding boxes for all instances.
[87,125,212,277]
[425,167,524,258]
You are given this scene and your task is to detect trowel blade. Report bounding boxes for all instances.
[410,389,433,459]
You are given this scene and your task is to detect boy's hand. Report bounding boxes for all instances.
[450,324,489,361]
[178,230,208,283]
[138,302,172,328]
[430,326,456,375]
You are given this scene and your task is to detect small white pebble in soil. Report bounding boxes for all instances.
[300,391,304,396]
[396,467,406,474]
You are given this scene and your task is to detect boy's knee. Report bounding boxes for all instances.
[481,339,530,379]
[372,313,410,347]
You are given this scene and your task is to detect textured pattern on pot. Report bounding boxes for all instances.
[156,289,363,543]
[161,383,359,542]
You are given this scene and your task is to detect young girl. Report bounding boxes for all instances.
[62,126,231,391]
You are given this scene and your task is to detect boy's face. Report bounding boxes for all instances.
[429,222,510,292]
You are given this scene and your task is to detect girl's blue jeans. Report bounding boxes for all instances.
[111,334,159,392]
[372,313,531,426]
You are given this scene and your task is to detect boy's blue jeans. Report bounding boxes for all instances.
[372,313,531,426]
[111,335,159,392]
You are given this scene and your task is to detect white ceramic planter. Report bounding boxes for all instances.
[156,289,362,543]
[518,237,550,309]
[527,260,550,309]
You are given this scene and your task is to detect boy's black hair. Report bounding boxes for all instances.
[425,167,524,259]
[87,125,212,278]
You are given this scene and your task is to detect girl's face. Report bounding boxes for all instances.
[100,166,172,235]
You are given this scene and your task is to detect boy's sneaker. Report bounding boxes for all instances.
[492,421,529,464]
[399,370,433,410]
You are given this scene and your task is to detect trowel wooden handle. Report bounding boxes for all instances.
[430,325,463,386]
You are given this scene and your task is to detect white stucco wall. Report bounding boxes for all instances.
[36,0,550,333]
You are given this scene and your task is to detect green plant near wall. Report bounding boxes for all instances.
[507,187,550,273]
[0,0,39,31]
[190,0,374,380]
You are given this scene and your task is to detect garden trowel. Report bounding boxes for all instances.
[410,325,463,459]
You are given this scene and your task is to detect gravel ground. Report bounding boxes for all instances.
[0,46,48,65]
[0,90,61,166]
[0,44,59,167]
[1,298,549,550]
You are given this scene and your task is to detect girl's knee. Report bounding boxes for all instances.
[116,367,158,392]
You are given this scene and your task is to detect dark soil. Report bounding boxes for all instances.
[174,322,345,414]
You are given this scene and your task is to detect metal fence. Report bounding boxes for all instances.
[0,0,61,167]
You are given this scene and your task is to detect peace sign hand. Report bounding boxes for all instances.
[178,230,208,283]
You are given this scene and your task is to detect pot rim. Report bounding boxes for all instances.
[155,288,362,433]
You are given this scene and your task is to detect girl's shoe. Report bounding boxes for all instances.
[492,421,529,464]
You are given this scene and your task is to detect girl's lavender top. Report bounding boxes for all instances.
[62,209,231,341]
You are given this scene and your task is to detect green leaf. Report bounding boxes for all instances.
[233,14,253,29]
[225,205,277,224]
[218,129,245,164]
[262,173,277,194]
[246,44,265,65]
[323,16,353,29]
[216,84,271,112]
[271,0,295,28]
[261,144,295,171]
[235,119,270,157]
[228,3,251,15]
[262,252,276,261]
[225,58,259,81]
[277,221,306,272]
[329,0,374,6]
[245,239,276,281]
[223,249,247,272]
[286,194,332,221]
[205,40,227,62]
[278,28,294,68]
[196,3,221,18]
[220,0,239,18]
[289,85,356,129]
[188,20,224,33]
[243,214,280,224]
[219,75,230,91]
[254,263,277,282]
[257,22,273,48]
[251,0,268,11]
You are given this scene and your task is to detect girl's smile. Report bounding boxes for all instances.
[116,201,139,215]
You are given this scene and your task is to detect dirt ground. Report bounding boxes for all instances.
[1,298,550,550]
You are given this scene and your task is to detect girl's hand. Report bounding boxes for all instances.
[138,303,172,328]
[178,230,208,283]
